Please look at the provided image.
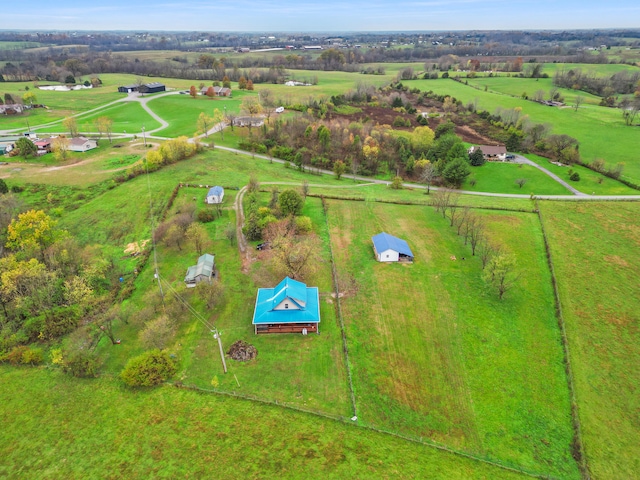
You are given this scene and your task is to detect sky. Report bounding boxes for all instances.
[7,0,640,32]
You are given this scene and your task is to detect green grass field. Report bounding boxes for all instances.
[326,200,578,478]
[539,202,640,479]
[463,161,572,195]
[0,367,531,479]
[407,78,640,186]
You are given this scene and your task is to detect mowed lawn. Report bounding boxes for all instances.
[539,201,640,479]
[406,78,640,186]
[462,161,572,195]
[326,200,578,478]
[0,367,531,480]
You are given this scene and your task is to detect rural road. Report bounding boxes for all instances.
[3,90,639,201]
[214,146,640,201]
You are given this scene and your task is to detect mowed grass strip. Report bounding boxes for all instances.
[326,200,579,477]
[539,201,640,479]
[0,367,531,479]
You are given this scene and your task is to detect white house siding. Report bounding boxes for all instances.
[376,248,399,262]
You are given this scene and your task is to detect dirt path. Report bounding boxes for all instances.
[233,185,252,270]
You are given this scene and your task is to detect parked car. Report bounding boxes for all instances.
[256,242,271,251]
[505,154,515,160]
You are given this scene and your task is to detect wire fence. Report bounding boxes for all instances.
[320,196,357,419]
[536,205,590,480]
[168,381,557,480]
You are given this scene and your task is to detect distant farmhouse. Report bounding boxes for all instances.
[118,82,166,94]
[468,145,507,161]
[184,253,215,288]
[205,186,224,204]
[252,277,320,334]
[199,86,232,97]
[68,136,98,152]
[372,232,414,263]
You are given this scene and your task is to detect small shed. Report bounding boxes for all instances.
[184,253,215,287]
[252,277,320,334]
[118,84,139,93]
[68,136,98,152]
[142,82,166,94]
[205,186,224,204]
[372,232,414,263]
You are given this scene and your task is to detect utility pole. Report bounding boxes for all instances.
[213,330,227,373]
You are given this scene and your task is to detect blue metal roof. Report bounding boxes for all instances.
[252,277,320,325]
[207,186,224,197]
[372,232,414,258]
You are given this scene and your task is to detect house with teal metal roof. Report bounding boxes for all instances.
[252,277,320,334]
[372,232,414,263]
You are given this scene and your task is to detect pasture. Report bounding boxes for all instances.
[539,201,640,479]
[0,367,529,479]
[326,200,578,478]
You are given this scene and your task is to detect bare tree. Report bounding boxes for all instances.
[574,95,584,112]
[445,192,461,227]
[515,178,528,189]
[467,215,486,256]
[419,162,436,194]
[479,238,501,270]
[483,253,518,299]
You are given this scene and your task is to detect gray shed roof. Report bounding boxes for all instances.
[185,253,215,282]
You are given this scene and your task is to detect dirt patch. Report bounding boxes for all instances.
[455,125,496,145]
[604,255,629,268]
[124,239,149,255]
[227,340,257,361]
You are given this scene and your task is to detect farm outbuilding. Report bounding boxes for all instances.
[372,232,414,263]
[68,136,98,152]
[205,186,224,204]
[118,82,166,94]
[184,253,215,288]
[252,277,320,334]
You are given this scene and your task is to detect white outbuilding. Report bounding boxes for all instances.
[205,186,224,204]
[372,232,414,263]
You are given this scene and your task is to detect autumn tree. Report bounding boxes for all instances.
[139,315,176,350]
[197,112,214,137]
[189,85,197,98]
[265,220,321,281]
[22,91,37,105]
[52,136,70,162]
[212,108,225,140]
[206,86,215,98]
[62,117,78,137]
[186,222,211,256]
[95,116,113,143]
[5,210,59,260]
[195,281,224,309]
[238,76,247,89]
[333,160,347,180]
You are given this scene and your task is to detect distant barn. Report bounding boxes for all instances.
[118,82,166,94]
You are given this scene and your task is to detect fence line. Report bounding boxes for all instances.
[536,205,590,480]
[320,196,357,419]
[169,381,557,480]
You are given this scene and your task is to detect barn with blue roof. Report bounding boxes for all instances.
[372,232,414,263]
[252,277,320,334]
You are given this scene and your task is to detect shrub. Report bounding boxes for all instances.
[121,349,177,387]
[278,189,304,216]
[295,216,313,234]
[3,346,29,365]
[570,172,581,182]
[197,210,215,223]
[62,349,101,377]
[21,348,44,365]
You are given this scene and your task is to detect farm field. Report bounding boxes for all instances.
[326,200,578,478]
[464,76,602,106]
[407,78,640,186]
[539,201,640,479]
[0,367,530,479]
